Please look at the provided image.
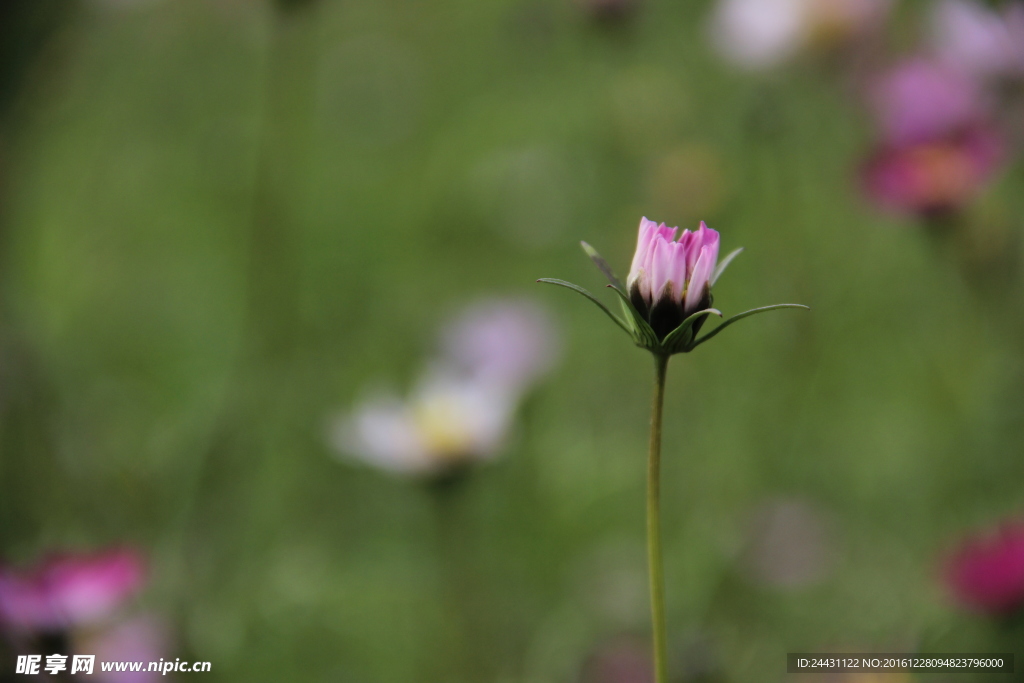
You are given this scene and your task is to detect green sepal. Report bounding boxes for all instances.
[659,308,722,355]
[711,247,743,286]
[605,285,660,350]
[690,303,810,349]
[536,278,635,339]
[580,241,625,292]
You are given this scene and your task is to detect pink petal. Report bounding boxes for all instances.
[648,239,674,303]
[654,222,679,243]
[684,245,716,314]
[664,240,688,301]
[677,229,699,278]
[697,221,721,268]
[627,217,660,284]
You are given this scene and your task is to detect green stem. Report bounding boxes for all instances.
[647,353,670,683]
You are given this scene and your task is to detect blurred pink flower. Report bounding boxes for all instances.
[79,614,170,683]
[0,548,145,631]
[627,218,719,338]
[931,0,1024,80]
[439,298,560,398]
[868,59,987,145]
[862,124,1002,215]
[944,521,1024,615]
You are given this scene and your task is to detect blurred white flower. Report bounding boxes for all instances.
[331,375,514,475]
[931,0,1024,79]
[330,299,559,476]
[709,0,888,70]
[710,0,807,69]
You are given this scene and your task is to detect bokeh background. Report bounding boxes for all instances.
[2,0,1024,681]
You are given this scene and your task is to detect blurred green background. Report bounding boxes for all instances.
[2,0,1024,681]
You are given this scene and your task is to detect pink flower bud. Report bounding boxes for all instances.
[626,217,720,338]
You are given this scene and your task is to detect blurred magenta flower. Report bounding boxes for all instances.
[709,0,888,70]
[944,521,1024,615]
[331,298,558,476]
[931,0,1024,80]
[862,124,1003,215]
[0,548,145,631]
[868,59,987,145]
[862,57,1006,216]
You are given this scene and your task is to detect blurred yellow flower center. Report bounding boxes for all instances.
[413,396,476,461]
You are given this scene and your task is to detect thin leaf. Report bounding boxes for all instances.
[580,241,624,292]
[537,278,634,338]
[690,304,809,349]
[660,308,722,354]
[710,247,743,286]
[605,285,659,349]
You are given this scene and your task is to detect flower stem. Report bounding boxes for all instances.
[647,353,670,683]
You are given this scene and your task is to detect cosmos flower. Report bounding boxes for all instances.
[0,548,144,632]
[709,0,889,70]
[331,298,558,476]
[931,0,1024,80]
[862,124,1003,215]
[539,218,805,355]
[861,58,1005,216]
[868,59,987,146]
[626,218,720,339]
[944,520,1024,615]
[540,219,805,683]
